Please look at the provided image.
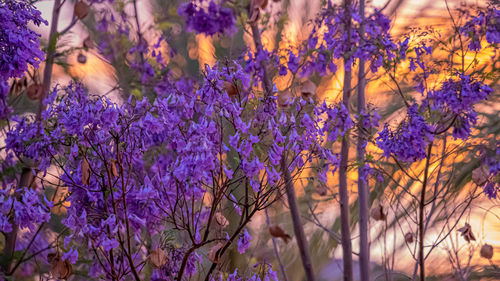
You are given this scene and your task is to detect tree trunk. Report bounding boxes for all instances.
[356,0,370,280]
[339,0,354,280]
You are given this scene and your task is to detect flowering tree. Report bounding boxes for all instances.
[0,0,498,281]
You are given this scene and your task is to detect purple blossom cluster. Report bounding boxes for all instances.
[178,0,236,36]
[377,105,434,162]
[302,4,396,76]
[461,7,500,51]
[0,0,46,80]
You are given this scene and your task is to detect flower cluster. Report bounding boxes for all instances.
[460,7,500,51]
[377,105,434,162]
[302,4,396,76]
[0,0,46,81]
[178,0,236,36]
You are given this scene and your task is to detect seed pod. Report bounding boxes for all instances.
[81,157,90,185]
[214,212,229,228]
[50,254,73,280]
[269,225,291,243]
[223,81,238,97]
[315,181,327,196]
[472,166,489,186]
[300,80,316,99]
[457,223,476,242]
[110,160,118,177]
[370,205,386,221]
[149,248,168,268]
[77,53,87,64]
[405,232,414,243]
[26,84,43,100]
[277,90,292,108]
[252,0,268,9]
[207,242,223,263]
[74,1,89,19]
[480,244,494,259]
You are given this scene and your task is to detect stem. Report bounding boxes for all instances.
[38,0,62,119]
[249,19,315,281]
[339,0,354,280]
[281,157,316,281]
[265,209,289,281]
[356,0,370,280]
[419,143,433,281]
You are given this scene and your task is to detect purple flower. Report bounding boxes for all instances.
[237,228,252,254]
[62,246,79,264]
[178,0,235,36]
[0,0,47,80]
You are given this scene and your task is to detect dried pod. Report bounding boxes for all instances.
[405,232,414,243]
[457,223,476,242]
[252,0,268,9]
[81,157,90,185]
[74,1,89,19]
[149,248,168,268]
[207,242,223,263]
[300,80,316,99]
[315,181,327,196]
[480,244,494,259]
[370,205,386,221]
[269,225,291,243]
[26,84,43,100]
[277,90,292,108]
[223,81,238,97]
[50,255,73,280]
[110,160,119,177]
[247,7,260,26]
[214,212,229,228]
[77,53,87,64]
[83,36,95,49]
[472,166,489,186]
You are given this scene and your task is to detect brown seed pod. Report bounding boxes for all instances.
[77,53,87,64]
[81,157,90,185]
[480,244,494,259]
[110,160,119,177]
[26,84,43,100]
[370,205,386,221]
[405,232,414,243]
[472,166,489,186]
[457,223,476,242]
[269,225,291,243]
[223,81,238,97]
[214,212,229,228]
[315,181,327,196]
[207,242,223,263]
[50,254,73,280]
[149,248,168,268]
[277,90,292,108]
[252,0,268,9]
[300,80,316,99]
[74,1,89,19]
